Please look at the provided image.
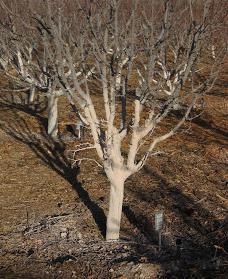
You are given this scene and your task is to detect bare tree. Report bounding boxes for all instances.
[2,0,97,138]
[0,0,80,137]
[0,0,226,241]
[36,0,226,240]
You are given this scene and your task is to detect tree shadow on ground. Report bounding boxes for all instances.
[192,116,228,139]
[122,165,227,277]
[170,110,228,148]
[0,94,107,238]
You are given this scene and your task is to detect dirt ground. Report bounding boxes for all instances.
[0,73,227,279]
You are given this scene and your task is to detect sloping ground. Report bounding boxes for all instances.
[0,79,227,278]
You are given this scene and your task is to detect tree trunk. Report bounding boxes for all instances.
[29,86,35,104]
[47,94,58,137]
[106,177,125,241]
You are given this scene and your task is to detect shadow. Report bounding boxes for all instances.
[0,270,39,279]
[116,160,228,279]
[123,205,157,243]
[0,93,106,238]
[130,165,227,241]
[48,254,76,265]
[192,116,228,139]
[0,90,47,112]
[170,109,228,148]
[0,90,48,130]
[121,165,227,277]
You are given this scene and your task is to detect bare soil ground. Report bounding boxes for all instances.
[0,73,227,278]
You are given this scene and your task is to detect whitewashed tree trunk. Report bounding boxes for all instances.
[211,45,216,59]
[28,86,36,104]
[106,176,125,240]
[47,94,58,137]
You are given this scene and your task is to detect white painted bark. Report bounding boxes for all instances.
[17,50,26,77]
[211,45,216,59]
[47,94,58,137]
[28,86,35,104]
[106,175,125,240]
[115,57,128,91]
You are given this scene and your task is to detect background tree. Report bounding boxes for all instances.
[0,1,61,137]
[0,0,91,137]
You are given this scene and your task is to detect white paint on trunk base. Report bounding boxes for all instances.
[29,86,36,104]
[47,94,58,137]
[106,177,125,240]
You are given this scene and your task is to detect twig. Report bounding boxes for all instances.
[72,158,103,168]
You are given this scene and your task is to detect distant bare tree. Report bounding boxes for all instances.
[0,0,96,137]
[0,1,59,137]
